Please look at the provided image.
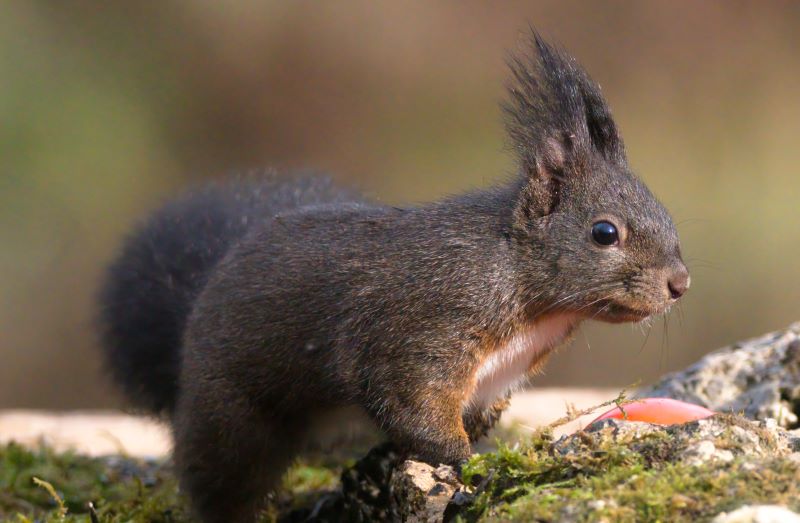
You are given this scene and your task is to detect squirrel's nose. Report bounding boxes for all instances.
[667,266,690,300]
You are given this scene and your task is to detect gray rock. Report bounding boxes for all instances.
[641,323,800,428]
[711,505,800,523]
[563,415,799,465]
[389,461,460,523]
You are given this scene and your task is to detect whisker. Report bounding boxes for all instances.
[675,217,712,227]
[579,325,591,352]
[574,290,623,314]
[684,258,721,271]
[636,319,654,357]
[660,314,670,371]
[534,282,625,317]
[591,302,612,320]
[587,290,624,321]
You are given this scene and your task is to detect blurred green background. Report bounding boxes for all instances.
[1,1,799,409]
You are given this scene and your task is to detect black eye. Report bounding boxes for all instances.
[591,221,619,246]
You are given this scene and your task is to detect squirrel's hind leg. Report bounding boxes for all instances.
[172,391,303,523]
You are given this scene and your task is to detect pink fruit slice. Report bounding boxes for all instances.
[587,397,715,427]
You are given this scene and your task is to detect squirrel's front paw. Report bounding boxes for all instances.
[453,458,470,480]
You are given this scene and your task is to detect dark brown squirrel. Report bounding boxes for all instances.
[99,34,689,522]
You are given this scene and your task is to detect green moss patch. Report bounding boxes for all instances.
[458,416,800,522]
[0,442,349,522]
[1,442,184,522]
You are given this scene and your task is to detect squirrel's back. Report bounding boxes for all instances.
[98,173,358,414]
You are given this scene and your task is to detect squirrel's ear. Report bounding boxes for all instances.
[503,31,626,186]
[516,134,568,218]
[576,61,625,164]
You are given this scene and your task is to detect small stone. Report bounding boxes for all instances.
[389,460,462,523]
[587,499,607,510]
[711,504,800,523]
[432,465,459,485]
[683,440,733,466]
[399,461,437,493]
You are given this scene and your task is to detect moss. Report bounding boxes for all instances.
[0,442,350,522]
[268,455,355,520]
[0,441,185,522]
[4,413,798,522]
[458,416,800,522]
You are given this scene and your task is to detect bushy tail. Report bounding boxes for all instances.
[98,174,357,415]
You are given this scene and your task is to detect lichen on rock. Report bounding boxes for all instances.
[642,323,800,429]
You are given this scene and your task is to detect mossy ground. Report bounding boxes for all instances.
[3,416,798,522]
[0,442,347,522]
[458,418,800,522]
[1,441,182,522]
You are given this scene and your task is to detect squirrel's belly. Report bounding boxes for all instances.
[469,315,577,408]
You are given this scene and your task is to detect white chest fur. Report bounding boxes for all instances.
[468,315,577,408]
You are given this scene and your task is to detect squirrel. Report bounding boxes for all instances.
[99,34,689,522]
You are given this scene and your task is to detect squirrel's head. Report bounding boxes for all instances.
[506,33,689,323]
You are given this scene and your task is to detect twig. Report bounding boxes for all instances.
[32,477,67,518]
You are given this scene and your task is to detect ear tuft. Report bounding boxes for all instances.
[503,30,626,178]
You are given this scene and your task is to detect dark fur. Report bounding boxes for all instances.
[99,174,359,414]
[99,34,688,522]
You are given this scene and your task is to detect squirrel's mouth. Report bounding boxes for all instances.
[592,300,659,323]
